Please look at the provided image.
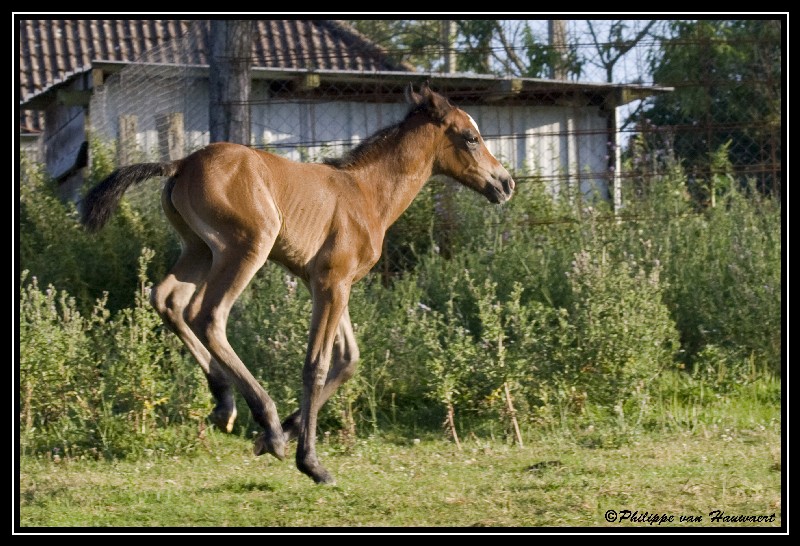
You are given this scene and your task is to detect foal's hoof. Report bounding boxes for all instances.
[297,459,336,485]
[315,473,336,486]
[209,406,237,433]
[253,433,286,461]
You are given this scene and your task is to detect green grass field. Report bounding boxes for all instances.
[18,148,783,533]
[18,420,782,530]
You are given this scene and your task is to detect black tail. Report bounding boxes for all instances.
[80,162,178,232]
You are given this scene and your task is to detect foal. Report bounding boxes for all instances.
[81,82,515,484]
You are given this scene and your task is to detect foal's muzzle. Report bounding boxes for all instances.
[486,175,515,204]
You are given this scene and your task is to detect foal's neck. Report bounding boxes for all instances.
[350,123,441,231]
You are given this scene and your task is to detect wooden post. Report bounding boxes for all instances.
[440,20,457,73]
[446,402,462,450]
[118,114,138,166]
[157,112,185,161]
[209,20,254,145]
[609,106,622,218]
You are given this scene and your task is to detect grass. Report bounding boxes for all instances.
[17,417,782,531]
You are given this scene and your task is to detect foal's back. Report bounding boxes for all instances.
[169,142,379,281]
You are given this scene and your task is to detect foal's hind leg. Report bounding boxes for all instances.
[282,306,359,442]
[185,242,286,460]
[151,181,237,431]
[151,265,237,433]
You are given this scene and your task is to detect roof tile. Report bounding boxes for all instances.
[20,18,412,104]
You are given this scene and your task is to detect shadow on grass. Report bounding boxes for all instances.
[203,478,280,494]
[22,485,71,507]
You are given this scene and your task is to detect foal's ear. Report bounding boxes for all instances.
[405,83,423,106]
[422,84,454,122]
[407,81,453,122]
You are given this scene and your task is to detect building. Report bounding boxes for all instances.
[18,18,671,204]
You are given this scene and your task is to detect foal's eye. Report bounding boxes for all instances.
[463,132,479,146]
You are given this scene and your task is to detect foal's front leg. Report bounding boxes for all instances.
[296,280,351,484]
[282,306,359,442]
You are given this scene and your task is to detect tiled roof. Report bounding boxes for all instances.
[19,19,414,105]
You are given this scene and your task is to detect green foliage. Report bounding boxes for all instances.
[348,20,584,78]
[623,122,693,209]
[19,271,98,449]
[619,147,781,372]
[18,146,780,456]
[347,20,446,72]
[88,133,117,183]
[521,24,583,79]
[347,276,434,431]
[663,185,781,371]
[226,266,311,430]
[18,146,180,314]
[643,19,782,195]
[379,182,437,274]
[560,245,680,410]
[453,20,496,74]
[19,250,207,460]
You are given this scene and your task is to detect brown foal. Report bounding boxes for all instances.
[80,82,515,484]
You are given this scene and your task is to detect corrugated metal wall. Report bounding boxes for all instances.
[90,75,609,197]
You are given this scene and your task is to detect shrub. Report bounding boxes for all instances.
[560,246,681,412]
[19,250,207,460]
[17,147,780,452]
[18,148,179,315]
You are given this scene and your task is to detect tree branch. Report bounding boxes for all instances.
[620,100,647,132]
[490,48,514,75]
[586,20,607,64]
[613,20,657,61]
[492,20,527,75]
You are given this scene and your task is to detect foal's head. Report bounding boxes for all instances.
[405,82,515,204]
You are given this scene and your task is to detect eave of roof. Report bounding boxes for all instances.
[19,60,672,110]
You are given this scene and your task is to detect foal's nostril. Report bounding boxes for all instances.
[501,177,515,195]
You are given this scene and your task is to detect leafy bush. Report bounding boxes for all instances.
[19,251,207,460]
[17,143,780,456]
[18,146,179,314]
[559,245,680,411]
[620,146,781,372]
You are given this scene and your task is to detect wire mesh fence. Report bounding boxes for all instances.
[81,19,781,189]
[20,19,782,276]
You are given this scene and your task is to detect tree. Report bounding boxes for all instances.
[585,20,660,84]
[348,20,583,79]
[638,20,782,197]
[584,20,664,128]
[581,20,664,208]
[348,20,444,72]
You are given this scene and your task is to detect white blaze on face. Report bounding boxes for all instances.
[465,112,497,160]
[466,113,480,133]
